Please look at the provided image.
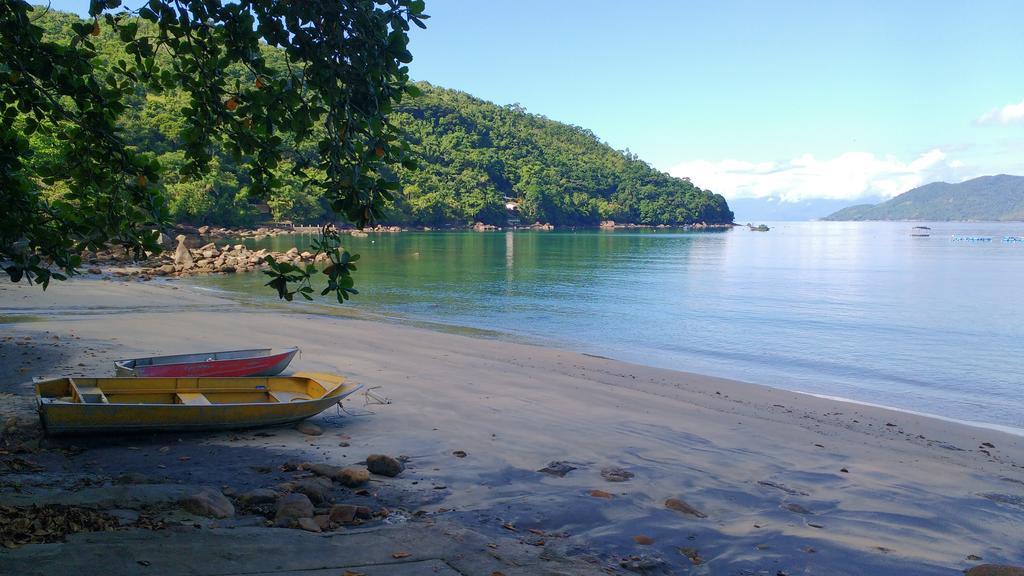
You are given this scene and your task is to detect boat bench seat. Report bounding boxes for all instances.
[176,392,212,406]
[76,386,109,404]
[70,379,108,404]
[269,391,310,403]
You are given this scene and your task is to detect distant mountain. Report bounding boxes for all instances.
[824,175,1024,221]
[727,196,886,222]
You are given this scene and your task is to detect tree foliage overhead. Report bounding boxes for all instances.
[1,0,426,299]
[12,8,732,238]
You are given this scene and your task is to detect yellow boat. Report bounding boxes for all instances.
[35,372,361,435]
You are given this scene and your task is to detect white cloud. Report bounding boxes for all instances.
[668,149,969,202]
[977,99,1024,124]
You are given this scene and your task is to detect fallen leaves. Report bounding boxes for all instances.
[1,457,45,473]
[0,504,118,548]
[633,535,654,545]
[452,450,467,458]
[589,489,613,499]
[391,551,411,559]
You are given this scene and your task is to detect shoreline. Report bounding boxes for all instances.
[9,272,1024,439]
[1,279,1022,574]
[186,275,1024,438]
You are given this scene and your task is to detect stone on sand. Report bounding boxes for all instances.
[181,487,235,519]
[172,235,193,267]
[313,514,332,531]
[307,463,343,479]
[783,503,812,515]
[337,466,370,487]
[366,454,404,477]
[297,517,321,532]
[237,488,277,506]
[966,566,1024,576]
[600,466,634,482]
[329,504,359,524]
[538,461,577,477]
[274,493,314,526]
[295,421,322,436]
[280,477,333,504]
[665,497,707,518]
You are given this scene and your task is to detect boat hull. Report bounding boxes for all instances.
[114,348,298,378]
[36,373,359,435]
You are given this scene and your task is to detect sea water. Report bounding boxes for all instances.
[192,221,1024,432]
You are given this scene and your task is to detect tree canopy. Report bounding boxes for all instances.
[1,0,426,300]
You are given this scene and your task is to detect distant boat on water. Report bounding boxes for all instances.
[746,223,770,232]
[911,226,931,237]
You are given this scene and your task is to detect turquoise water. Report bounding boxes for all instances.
[190,222,1024,432]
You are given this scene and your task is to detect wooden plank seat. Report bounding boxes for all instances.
[176,392,212,406]
[71,379,108,404]
[269,391,311,403]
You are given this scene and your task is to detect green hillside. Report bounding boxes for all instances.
[825,175,1024,221]
[25,9,732,228]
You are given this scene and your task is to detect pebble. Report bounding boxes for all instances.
[329,504,358,524]
[237,488,278,506]
[274,493,314,526]
[337,466,370,487]
[181,487,235,519]
[665,498,708,518]
[366,454,404,477]
[783,503,812,515]
[600,466,634,482]
[280,477,333,504]
[965,566,1024,576]
[295,421,322,436]
[538,461,577,477]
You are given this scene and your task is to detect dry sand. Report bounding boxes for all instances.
[1,278,1022,575]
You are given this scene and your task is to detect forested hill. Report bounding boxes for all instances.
[825,175,1024,221]
[26,9,733,228]
[389,85,733,226]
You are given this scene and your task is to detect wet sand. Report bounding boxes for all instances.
[1,278,1022,574]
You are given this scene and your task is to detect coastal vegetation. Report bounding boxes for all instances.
[825,174,1024,221]
[15,8,733,234]
[2,0,426,300]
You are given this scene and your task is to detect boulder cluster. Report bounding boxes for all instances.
[148,235,324,278]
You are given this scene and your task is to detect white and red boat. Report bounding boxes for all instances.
[114,347,299,378]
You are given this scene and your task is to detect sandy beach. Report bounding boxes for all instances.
[1,278,1022,575]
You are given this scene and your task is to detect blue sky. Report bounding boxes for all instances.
[48,0,1024,203]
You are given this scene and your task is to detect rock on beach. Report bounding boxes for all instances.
[181,487,235,519]
[366,454,404,477]
[274,493,314,527]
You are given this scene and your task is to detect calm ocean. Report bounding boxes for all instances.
[192,221,1024,433]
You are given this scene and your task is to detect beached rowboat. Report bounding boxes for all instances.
[114,347,299,377]
[35,372,360,434]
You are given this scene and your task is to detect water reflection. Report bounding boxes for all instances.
[190,223,1024,429]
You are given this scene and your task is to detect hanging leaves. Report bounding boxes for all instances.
[1,0,428,299]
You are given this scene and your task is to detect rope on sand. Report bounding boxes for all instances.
[327,385,391,419]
